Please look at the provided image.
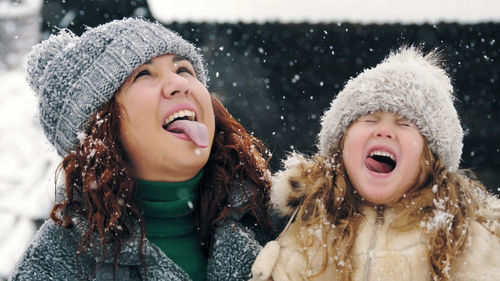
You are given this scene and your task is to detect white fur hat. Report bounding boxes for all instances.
[318,47,463,171]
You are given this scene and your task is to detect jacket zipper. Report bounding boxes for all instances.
[363,205,385,281]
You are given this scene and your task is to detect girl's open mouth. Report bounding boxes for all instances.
[365,150,397,174]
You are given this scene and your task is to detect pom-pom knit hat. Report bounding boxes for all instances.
[26,17,208,157]
[318,47,463,171]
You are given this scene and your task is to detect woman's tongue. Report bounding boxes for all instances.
[166,120,209,148]
[365,157,393,174]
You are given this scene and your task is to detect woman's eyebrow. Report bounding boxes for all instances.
[172,55,188,63]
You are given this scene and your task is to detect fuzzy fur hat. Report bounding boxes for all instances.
[26,18,208,157]
[318,47,463,171]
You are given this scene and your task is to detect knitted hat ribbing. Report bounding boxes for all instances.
[26,18,208,157]
[318,47,463,171]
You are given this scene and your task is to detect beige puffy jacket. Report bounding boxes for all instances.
[251,155,500,281]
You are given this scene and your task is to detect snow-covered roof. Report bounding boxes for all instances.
[148,0,500,24]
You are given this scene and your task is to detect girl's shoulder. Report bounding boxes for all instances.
[476,195,500,235]
[450,195,500,279]
[452,218,500,279]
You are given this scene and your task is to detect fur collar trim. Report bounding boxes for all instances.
[271,153,315,217]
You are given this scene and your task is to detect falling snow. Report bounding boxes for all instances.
[2,0,500,279]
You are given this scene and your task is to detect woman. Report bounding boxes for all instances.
[10,18,272,281]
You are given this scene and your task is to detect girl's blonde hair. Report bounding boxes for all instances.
[292,138,493,281]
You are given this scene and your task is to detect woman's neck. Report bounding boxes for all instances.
[134,169,207,281]
[135,169,203,202]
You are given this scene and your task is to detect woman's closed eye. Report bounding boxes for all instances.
[176,66,195,76]
[133,69,151,82]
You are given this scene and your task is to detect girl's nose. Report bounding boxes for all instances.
[161,73,189,98]
[374,125,395,139]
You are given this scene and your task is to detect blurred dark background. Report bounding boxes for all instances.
[41,0,499,194]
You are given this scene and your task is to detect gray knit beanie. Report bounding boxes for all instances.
[26,17,208,157]
[318,47,463,171]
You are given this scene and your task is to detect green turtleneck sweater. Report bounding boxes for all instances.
[135,170,206,281]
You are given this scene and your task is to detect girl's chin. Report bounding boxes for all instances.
[356,187,400,205]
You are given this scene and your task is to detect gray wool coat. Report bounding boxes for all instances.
[9,182,274,281]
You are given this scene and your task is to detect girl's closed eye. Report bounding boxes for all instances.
[359,116,378,123]
[397,119,416,128]
[398,121,411,127]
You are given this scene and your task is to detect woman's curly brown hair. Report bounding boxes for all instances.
[51,95,271,277]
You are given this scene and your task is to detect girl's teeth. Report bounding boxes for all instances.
[370,150,395,160]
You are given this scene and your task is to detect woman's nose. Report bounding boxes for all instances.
[161,73,189,98]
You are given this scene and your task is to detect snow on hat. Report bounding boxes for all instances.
[26,17,208,157]
[318,46,463,171]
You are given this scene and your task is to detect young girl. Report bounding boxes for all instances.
[9,18,272,281]
[251,47,500,281]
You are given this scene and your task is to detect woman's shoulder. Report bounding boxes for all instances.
[208,219,264,281]
[9,219,83,280]
[208,178,278,281]
[25,219,80,251]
